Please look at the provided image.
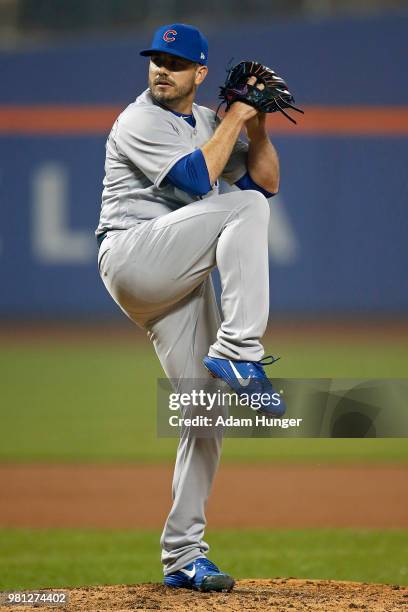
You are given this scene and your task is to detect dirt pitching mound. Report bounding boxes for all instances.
[3,579,407,612]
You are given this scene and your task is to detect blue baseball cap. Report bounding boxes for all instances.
[140,23,208,65]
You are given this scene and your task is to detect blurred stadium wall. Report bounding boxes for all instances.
[0,2,407,318]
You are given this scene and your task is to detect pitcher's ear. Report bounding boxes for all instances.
[196,65,208,85]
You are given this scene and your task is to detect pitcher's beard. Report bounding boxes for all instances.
[150,81,195,107]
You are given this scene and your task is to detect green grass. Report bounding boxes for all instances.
[0,528,406,590]
[0,339,407,463]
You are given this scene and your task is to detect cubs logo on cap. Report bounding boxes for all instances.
[140,23,208,65]
[163,29,177,42]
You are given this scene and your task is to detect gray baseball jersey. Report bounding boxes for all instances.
[96,89,248,236]
[97,89,271,576]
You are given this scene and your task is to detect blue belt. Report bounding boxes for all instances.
[96,231,108,249]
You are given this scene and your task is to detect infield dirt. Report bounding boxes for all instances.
[1,579,407,611]
[0,464,407,529]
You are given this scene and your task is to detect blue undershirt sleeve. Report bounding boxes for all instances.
[166,149,211,197]
[235,171,276,198]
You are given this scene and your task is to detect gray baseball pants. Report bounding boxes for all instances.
[97,189,270,574]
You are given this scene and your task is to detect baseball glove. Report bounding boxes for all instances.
[218,60,304,124]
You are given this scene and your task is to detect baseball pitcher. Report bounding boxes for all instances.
[96,23,301,592]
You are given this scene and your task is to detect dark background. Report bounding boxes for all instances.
[1,0,407,317]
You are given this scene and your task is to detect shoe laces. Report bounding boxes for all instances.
[254,355,280,376]
[195,558,219,572]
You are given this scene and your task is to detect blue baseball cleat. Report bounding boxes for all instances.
[203,355,286,416]
[164,557,235,592]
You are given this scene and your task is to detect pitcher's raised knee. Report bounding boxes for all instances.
[239,190,270,221]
